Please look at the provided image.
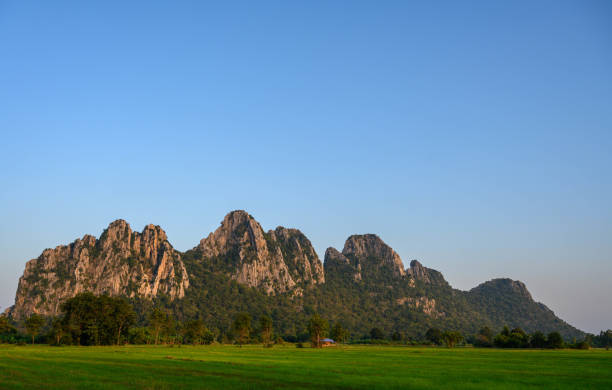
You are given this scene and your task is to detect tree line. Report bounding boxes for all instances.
[1,292,610,349]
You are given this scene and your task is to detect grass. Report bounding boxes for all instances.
[0,344,611,389]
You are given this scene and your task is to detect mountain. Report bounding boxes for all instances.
[190,210,324,295]
[8,211,584,339]
[11,220,189,320]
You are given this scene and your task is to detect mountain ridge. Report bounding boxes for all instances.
[8,210,584,339]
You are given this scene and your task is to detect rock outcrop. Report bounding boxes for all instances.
[269,226,325,286]
[406,260,448,286]
[469,278,533,300]
[195,210,324,294]
[323,247,362,282]
[324,234,406,283]
[343,234,406,278]
[11,220,189,319]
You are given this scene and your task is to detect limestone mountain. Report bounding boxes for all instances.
[11,220,189,319]
[465,278,578,335]
[9,210,585,340]
[190,210,324,294]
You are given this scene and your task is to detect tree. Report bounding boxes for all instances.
[232,313,252,346]
[370,327,384,340]
[530,331,547,348]
[508,328,529,348]
[259,315,273,347]
[425,328,443,345]
[25,314,45,344]
[149,308,167,345]
[183,319,207,345]
[494,326,511,348]
[0,315,11,334]
[442,331,463,348]
[547,332,564,349]
[111,298,136,345]
[50,317,65,345]
[307,313,328,348]
[330,323,349,343]
[60,292,137,346]
[474,326,493,347]
[599,330,612,350]
[391,331,402,342]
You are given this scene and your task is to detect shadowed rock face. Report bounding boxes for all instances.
[469,278,533,300]
[270,226,325,285]
[195,210,324,294]
[407,260,448,286]
[323,247,362,282]
[342,234,406,279]
[11,220,189,320]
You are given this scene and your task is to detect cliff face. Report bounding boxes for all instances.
[324,234,449,288]
[407,260,448,286]
[194,211,324,294]
[342,234,406,279]
[11,220,189,319]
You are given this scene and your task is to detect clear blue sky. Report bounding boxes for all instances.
[1,1,610,333]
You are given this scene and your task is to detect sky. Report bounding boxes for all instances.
[0,1,610,334]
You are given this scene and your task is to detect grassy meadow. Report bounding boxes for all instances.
[0,344,611,389]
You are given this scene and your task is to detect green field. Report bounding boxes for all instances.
[0,344,611,389]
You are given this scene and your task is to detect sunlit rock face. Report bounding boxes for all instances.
[11,220,189,319]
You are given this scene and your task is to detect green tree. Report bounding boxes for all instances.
[508,328,529,348]
[547,331,564,349]
[330,323,349,343]
[25,314,45,344]
[425,328,443,345]
[370,327,384,340]
[183,319,207,345]
[307,313,328,348]
[259,315,273,346]
[232,312,252,346]
[474,326,493,347]
[111,298,136,345]
[60,293,137,346]
[530,331,547,348]
[0,315,12,334]
[50,317,65,345]
[442,331,463,348]
[599,330,612,350]
[149,308,167,345]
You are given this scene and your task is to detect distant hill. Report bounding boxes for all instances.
[9,210,584,340]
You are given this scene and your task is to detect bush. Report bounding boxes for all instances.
[547,332,564,349]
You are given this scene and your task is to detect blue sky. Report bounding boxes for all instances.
[0,1,610,333]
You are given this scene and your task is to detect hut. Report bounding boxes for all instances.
[320,338,336,347]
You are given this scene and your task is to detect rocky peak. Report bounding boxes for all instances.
[323,247,362,282]
[195,211,324,294]
[342,234,405,278]
[198,210,269,261]
[406,259,448,286]
[407,260,429,282]
[270,227,325,285]
[10,220,189,320]
[470,278,533,300]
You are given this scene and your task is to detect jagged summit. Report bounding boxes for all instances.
[193,210,324,294]
[11,219,189,319]
[407,259,448,286]
[342,234,405,278]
